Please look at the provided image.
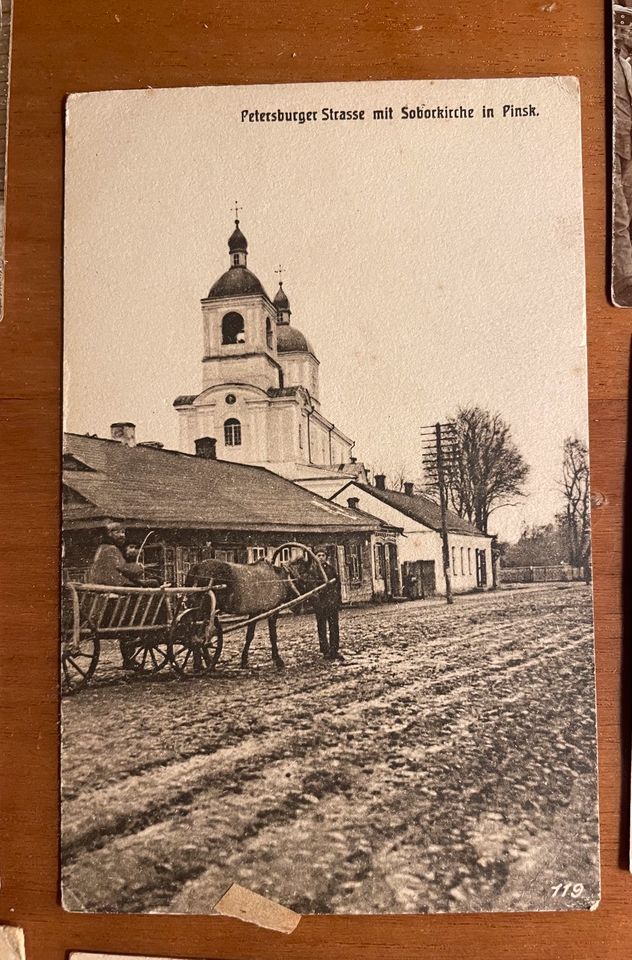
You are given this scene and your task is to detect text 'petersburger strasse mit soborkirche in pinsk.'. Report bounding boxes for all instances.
[240,104,540,124]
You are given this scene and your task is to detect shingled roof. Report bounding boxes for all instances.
[62,433,386,534]
[350,482,491,538]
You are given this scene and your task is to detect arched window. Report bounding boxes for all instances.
[222,312,245,345]
[224,418,242,446]
[266,317,273,349]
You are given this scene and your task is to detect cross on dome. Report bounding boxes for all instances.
[274,267,291,322]
[228,209,248,265]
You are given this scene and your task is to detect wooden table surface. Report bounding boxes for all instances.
[0,1,630,958]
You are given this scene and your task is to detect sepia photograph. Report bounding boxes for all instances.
[61,78,599,916]
[70,955,182,960]
[613,3,632,304]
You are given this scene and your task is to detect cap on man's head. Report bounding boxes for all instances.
[104,521,125,536]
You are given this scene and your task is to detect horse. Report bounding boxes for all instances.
[185,555,318,670]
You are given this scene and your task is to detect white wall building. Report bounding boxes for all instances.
[326,477,494,596]
[174,219,356,479]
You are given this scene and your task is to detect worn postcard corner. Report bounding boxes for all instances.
[0,926,25,960]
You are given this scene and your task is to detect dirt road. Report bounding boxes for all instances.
[61,584,599,915]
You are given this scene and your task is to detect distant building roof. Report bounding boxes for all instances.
[62,433,386,535]
[353,482,491,538]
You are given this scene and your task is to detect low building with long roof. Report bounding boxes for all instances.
[326,475,494,597]
[63,428,401,603]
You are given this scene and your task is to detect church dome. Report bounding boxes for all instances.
[228,221,248,253]
[276,324,314,354]
[206,266,269,301]
[273,282,290,310]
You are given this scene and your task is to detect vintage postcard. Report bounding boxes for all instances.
[0,926,25,960]
[0,0,11,319]
[61,77,599,915]
[70,956,183,960]
[613,3,632,304]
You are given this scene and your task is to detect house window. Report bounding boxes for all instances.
[452,546,457,575]
[346,542,362,582]
[468,548,472,575]
[374,543,385,579]
[278,546,291,562]
[461,547,465,576]
[164,546,176,586]
[175,546,202,586]
[214,548,236,563]
[266,317,274,349]
[251,546,266,561]
[224,418,242,446]
[299,423,303,449]
[232,253,240,266]
[222,311,245,344]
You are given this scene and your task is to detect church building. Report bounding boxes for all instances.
[174,218,358,481]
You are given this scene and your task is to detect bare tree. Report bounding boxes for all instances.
[560,435,591,577]
[423,406,529,534]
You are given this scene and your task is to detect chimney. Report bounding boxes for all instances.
[347,497,360,510]
[195,436,217,460]
[404,481,414,496]
[375,474,386,490]
[110,422,136,447]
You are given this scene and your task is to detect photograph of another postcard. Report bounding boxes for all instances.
[60,77,599,916]
[613,3,632,304]
[70,955,185,960]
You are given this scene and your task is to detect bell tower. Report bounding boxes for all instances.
[199,214,281,393]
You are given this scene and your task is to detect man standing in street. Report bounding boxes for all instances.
[311,547,344,662]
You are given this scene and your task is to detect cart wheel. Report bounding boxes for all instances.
[119,637,171,674]
[169,611,223,678]
[61,632,100,695]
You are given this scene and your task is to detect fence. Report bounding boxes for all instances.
[500,564,585,584]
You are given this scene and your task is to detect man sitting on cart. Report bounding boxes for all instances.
[88,521,146,587]
[88,521,151,669]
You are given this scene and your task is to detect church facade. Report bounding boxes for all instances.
[174,219,355,480]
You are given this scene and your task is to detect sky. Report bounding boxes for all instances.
[64,79,588,542]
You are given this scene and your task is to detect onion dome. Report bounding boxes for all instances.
[228,219,248,254]
[274,281,291,324]
[205,217,270,301]
[274,282,290,311]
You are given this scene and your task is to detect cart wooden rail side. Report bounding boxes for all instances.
[61,582,220,693]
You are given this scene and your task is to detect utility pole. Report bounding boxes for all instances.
[421,422,456,604]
